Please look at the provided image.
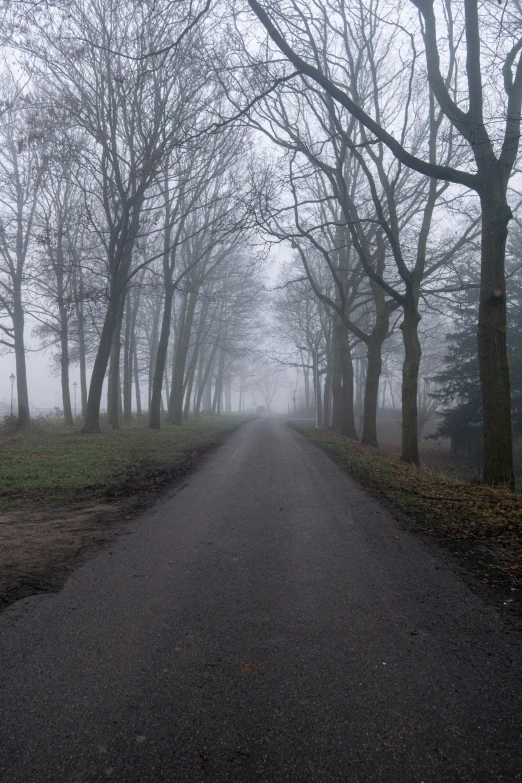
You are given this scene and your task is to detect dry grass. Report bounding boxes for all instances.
[291,422,522,604]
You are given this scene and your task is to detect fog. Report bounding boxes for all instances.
[0,0,520,486]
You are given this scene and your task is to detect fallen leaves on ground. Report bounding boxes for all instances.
[291,423,522,597]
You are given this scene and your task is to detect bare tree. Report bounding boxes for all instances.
[0,82,45,427]
[246,0,522,486]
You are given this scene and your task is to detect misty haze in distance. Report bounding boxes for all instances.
[1,3,522,782]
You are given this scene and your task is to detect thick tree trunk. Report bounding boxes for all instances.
[82,296,120,433]
[107,301,125,431]
[361,340,382,448]
[339,328,357,439]
[478,191,514,488]
[149,284,175,429]
[361,301,389,447]
[331,318,343,431]
[400,304,421,465]
[331,317,357,437]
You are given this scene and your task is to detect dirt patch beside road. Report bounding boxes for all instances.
[0,416,250,612]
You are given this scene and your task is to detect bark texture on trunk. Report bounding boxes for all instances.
[400,305,421,465]
[361,341,382,448]
[82,297,120,433]
[107,299,126,431]
[478,191,514,488]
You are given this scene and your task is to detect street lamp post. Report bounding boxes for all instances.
[298,347,319,430]
[9,373,15,417]
[73,382,77,416]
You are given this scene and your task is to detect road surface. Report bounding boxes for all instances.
[1,417,521,782]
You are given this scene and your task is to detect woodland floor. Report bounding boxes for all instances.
[0,415,249,612]
[291,422,522,627]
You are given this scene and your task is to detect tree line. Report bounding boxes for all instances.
[1,0,521,489]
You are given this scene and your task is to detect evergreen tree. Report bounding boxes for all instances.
[432,259,522,449]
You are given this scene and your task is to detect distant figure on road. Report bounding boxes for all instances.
[256,405,267,414]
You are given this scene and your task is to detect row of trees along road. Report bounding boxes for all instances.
[0,0,266,434]
[1,0,522,489]
[242,0,522,488]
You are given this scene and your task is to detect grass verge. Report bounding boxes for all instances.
[291,422,522,618]
[0,415,250,509]
[0,415,250,612]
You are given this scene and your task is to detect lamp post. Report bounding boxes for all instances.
[298,346,319,430]
[9,373,15,417]
[73,381,77,416]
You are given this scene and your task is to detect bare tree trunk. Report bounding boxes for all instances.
[183,347,198,420]
[195,343,218,416]
[124,276,145,423]
[107,300,125,431]
[331,317,344,431]
[134,342,142,416]
[212,348,226,416]
[182,303,207,420]
[83,277,129,433]
[361,341,382,448]
[193,348,206,418]
[323,362,332,428]
[123,293,133,423]
[59,314,73,426]
[150,283,175,429]
[13,286,30,428]
[478,191,514,488]
[400,304,421,465]
[169,288,198,425]
[225,381,232,413]
[361,282,389,447]
[338,328,357,438]
[314,356,323,428]
[73,264,88,416]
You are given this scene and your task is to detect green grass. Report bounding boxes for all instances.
[0,415,250,507]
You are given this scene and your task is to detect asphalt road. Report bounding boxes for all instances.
[1,417,522,783]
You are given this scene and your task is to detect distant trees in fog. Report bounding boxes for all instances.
[0,0,522,488]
